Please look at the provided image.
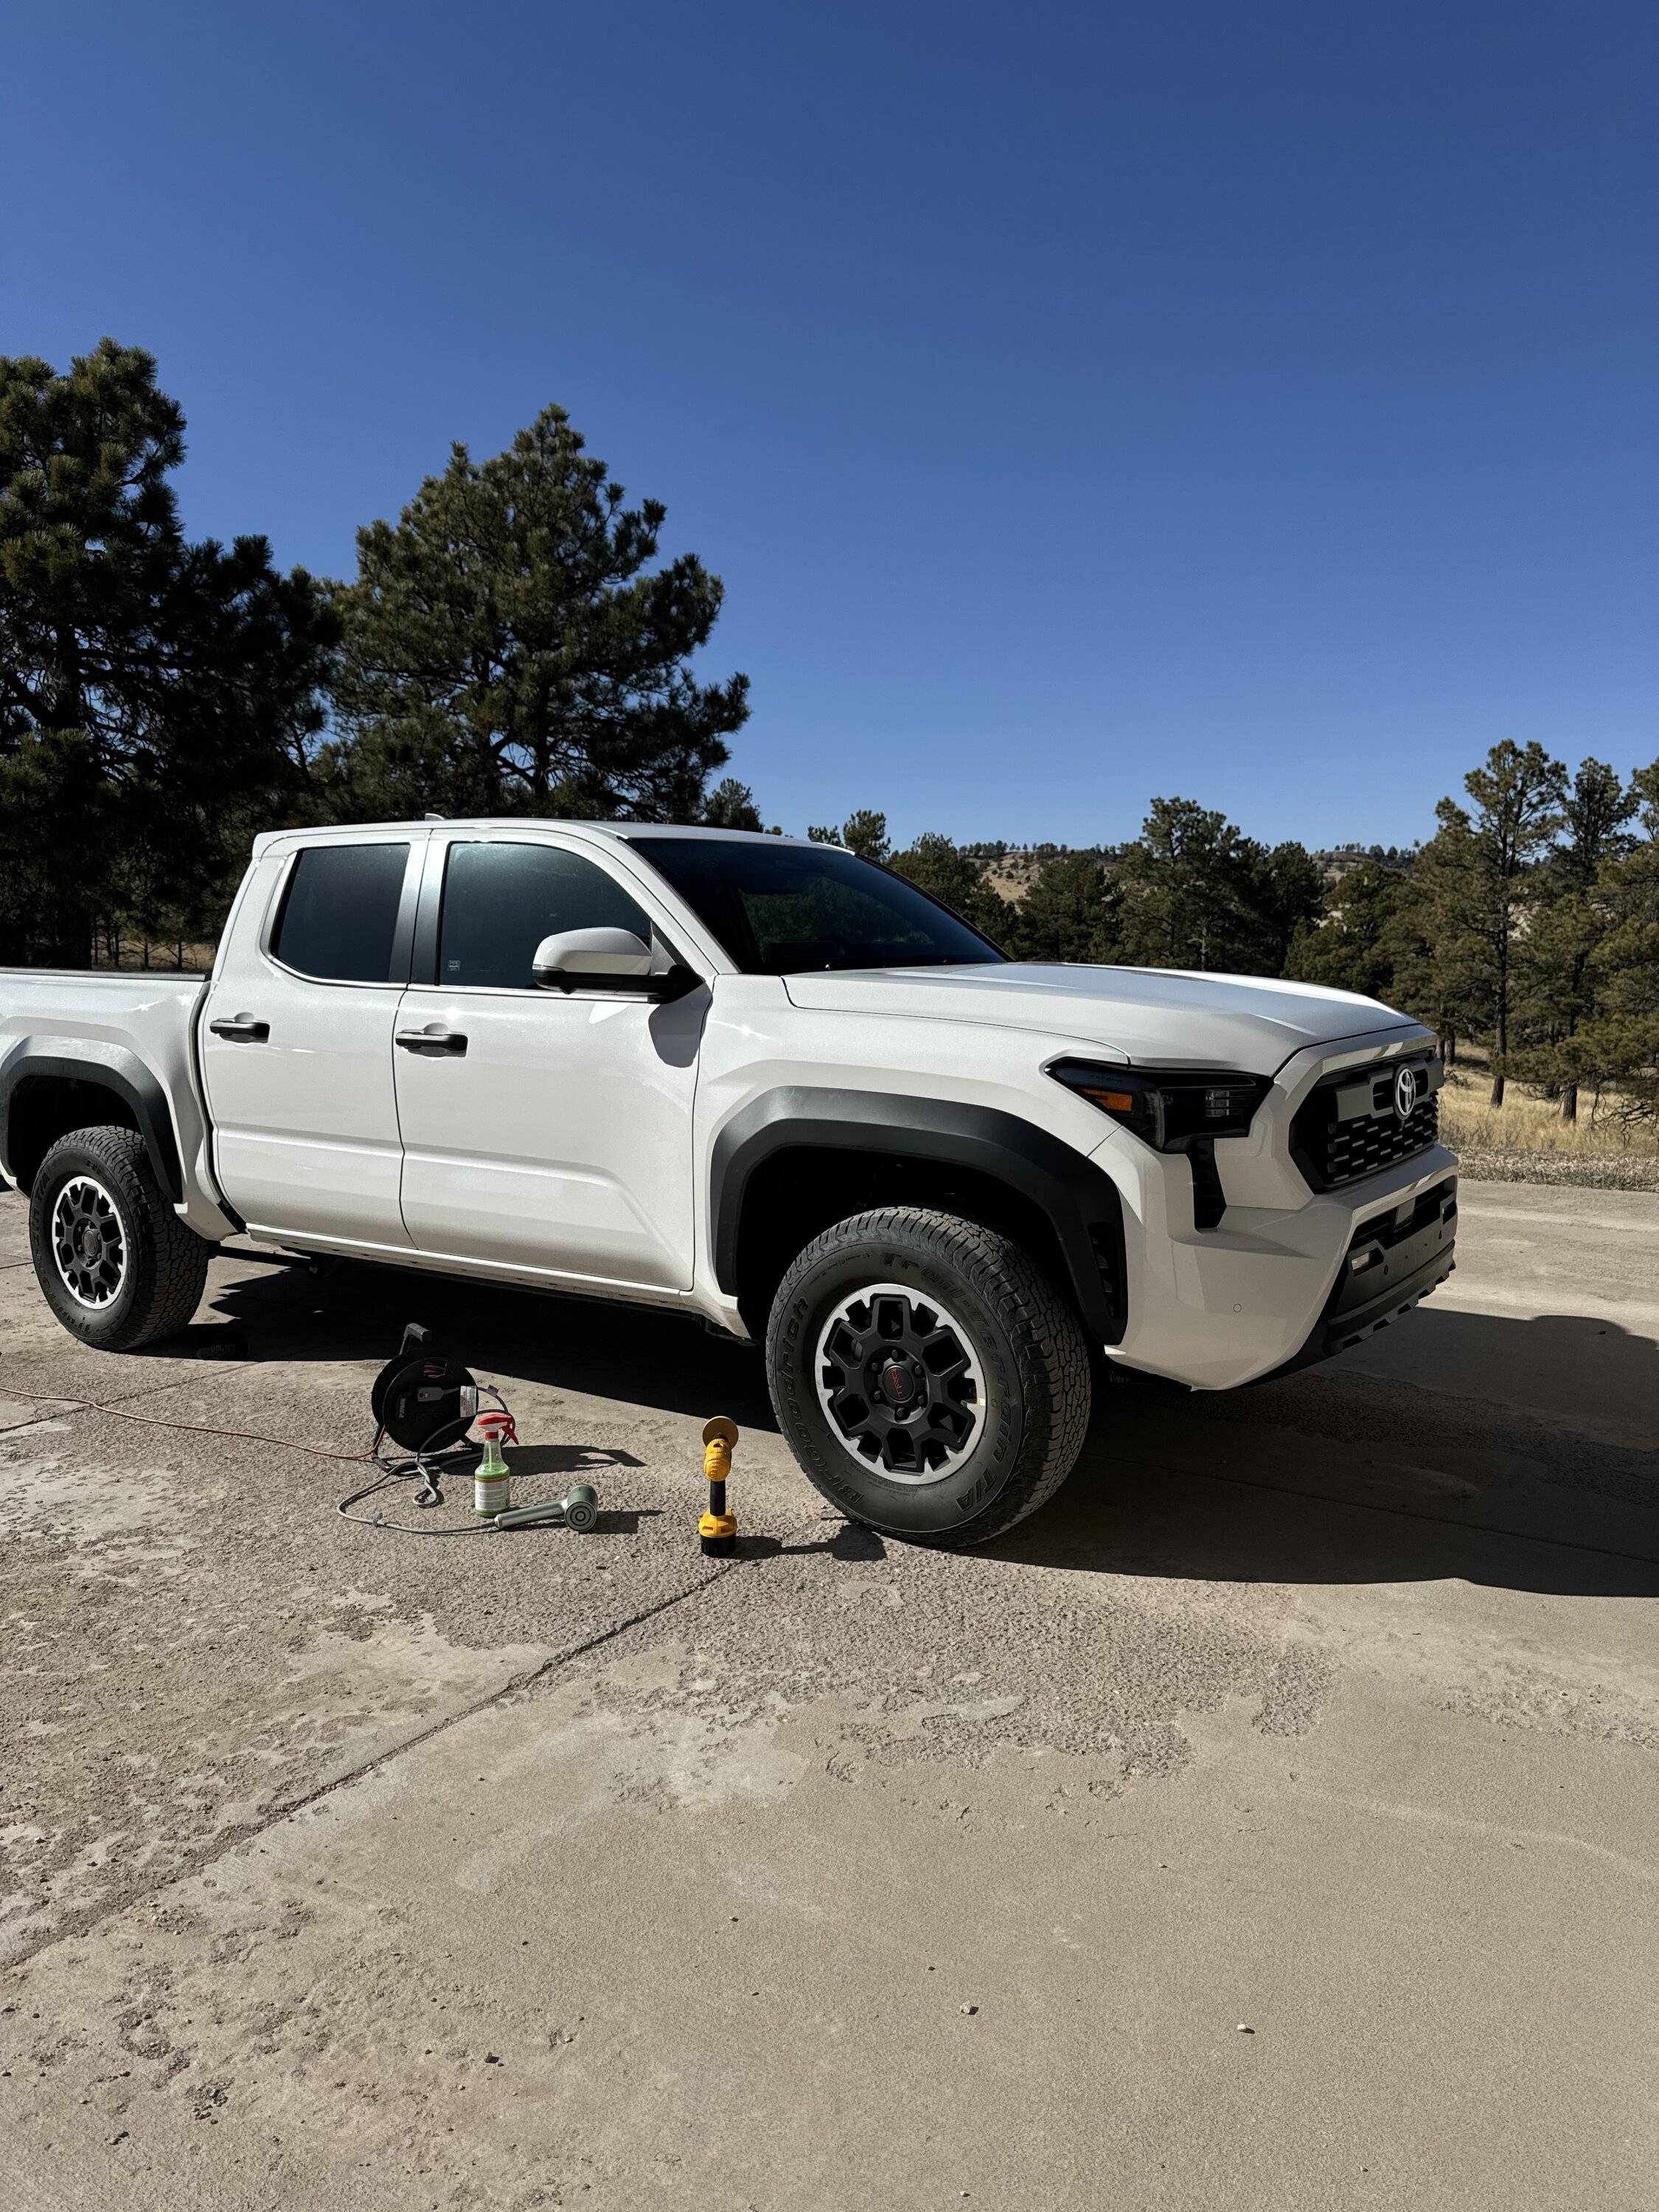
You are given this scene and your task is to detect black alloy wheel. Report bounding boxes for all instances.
[29,1126,212,1352]
[814,1282,985,1481]
[766,1205,1092,1549]
[49,1174,128,1310]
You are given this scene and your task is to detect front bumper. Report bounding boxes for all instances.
[1074,1018,1460,1391]
[1093,1131,1460,1390]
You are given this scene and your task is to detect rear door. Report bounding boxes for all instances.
[200,833,421,1250]
[392,833,704,1290]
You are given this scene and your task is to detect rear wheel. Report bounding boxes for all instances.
[765,1206,1092,1548]
[29,1126,212,1352]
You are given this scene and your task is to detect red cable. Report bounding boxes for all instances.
[34,1397,378,1464]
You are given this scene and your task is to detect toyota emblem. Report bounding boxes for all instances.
[1394,1065,1419,1122]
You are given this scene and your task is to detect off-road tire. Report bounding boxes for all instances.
[766,1206,1092,1548]
[29,1126,212,1352]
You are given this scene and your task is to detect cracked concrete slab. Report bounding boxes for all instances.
[1,1183,1656,2208]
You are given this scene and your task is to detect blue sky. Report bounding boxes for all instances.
[7,1,1656,849]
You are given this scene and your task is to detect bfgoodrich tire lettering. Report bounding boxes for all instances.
[766,1206,1092,1548]
[29,1125,211,1352]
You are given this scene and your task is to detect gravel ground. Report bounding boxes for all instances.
[1453,1145,1659,1191]
[1,1180,1656,2210]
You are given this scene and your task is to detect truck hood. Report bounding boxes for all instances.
[781,963,1421,1076]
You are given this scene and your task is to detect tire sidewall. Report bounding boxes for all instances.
[769,1235,1030,1540]
[29,1139,151,1349]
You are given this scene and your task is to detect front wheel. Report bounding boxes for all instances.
[765,1206,1092,1548]
[29,1126,212,1352]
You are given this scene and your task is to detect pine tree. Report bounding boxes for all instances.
[1515,759,1635,1119]
[1116,799,1242,969]
[322,403,748,823]
[888,832,1008,939]
[1005,850,1120,964]
[0,340,336,963]
[1572,758,1659,1127]
[1405,742,1568,1103]
[1114,798,1317,973]
[700,778,766,831]
[1239,840,1326,973]
[1284,859,1413,1000]
[1392,809,1486,1062]
[807,810,891,863]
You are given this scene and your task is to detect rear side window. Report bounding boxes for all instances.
[437,841,653,989]
[271,843,410,983]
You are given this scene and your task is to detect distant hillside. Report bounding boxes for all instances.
[1310,844,1417,883]
[966,840,1414,904]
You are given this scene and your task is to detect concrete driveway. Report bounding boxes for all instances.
[1,1182,1655,2211]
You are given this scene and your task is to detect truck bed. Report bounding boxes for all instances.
[0,968,209,1063]
[0,968,225,1235]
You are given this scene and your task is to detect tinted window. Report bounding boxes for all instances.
[628,838,1006,975]
[438,842,653,989]
[272,843,409,982]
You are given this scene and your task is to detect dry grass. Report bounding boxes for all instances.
[1439,1062,1659,1192]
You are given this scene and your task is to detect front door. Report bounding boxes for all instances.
[200,834,420,1251]
[392,836,703,1290]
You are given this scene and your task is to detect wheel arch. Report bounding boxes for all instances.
[710,1088,1126,1343]
[0,1039,184,1202]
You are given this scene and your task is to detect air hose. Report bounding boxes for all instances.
[27,1386,591,1538]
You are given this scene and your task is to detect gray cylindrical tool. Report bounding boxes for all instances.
[494,1481,600,1532]
[560,1481,599,1532]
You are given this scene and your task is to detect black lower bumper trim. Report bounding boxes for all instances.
[1254,1177,1458,1384]
[1324,1242,1455,1353]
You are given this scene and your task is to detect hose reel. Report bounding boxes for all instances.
[370,1322,481,1455]
[343,1322,601,1537]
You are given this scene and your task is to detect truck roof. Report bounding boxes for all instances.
[251,820,811,858]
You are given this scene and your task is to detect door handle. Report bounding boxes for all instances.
[208,1015,270,1043]
[395,1026,468,1055]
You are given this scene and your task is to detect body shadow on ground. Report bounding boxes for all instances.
[156,1247,1659,1601]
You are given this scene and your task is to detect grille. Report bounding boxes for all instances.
[1291,1062,1439,1192]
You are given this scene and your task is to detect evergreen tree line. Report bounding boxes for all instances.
[3,343,1655,1125]
[813,741,1659,1122]
[1,341,747,967]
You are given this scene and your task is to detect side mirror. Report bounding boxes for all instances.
[532,928,655,990]
[531,928,700,1000]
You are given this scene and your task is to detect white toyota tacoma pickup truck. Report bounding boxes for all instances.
[0,821,1457,1546]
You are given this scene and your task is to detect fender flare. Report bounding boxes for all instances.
[709,1086,1126,1343]
[0,1037,184,1201]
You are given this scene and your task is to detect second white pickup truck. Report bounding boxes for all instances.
[0,821,1456,1546]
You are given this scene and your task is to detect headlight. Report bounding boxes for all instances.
[1048,1060,1270,1152]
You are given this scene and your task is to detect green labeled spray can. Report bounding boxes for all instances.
[473,1411,512,1517]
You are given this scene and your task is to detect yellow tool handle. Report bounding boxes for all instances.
[703,1436,732,1480]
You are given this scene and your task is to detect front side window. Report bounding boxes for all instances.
[627,838,1006,975]
[437,841,654,989]
[271,842,410,983]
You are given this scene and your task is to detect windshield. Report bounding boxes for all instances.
[628,838,1008,975]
